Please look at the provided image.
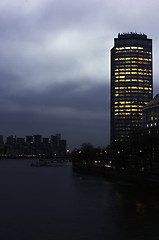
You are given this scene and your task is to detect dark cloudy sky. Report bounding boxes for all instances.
[0,0,159,150]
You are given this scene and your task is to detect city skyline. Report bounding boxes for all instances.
[0,0,159,150]
[0,133,67,158]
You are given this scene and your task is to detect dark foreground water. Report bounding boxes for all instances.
[0,159,159,240]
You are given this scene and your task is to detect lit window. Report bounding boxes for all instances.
[119,76,125,78]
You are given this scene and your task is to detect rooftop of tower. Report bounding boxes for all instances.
[118,32,147,39]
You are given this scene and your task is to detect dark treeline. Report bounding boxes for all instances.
[72,127,159,176]
[72,143,107,165]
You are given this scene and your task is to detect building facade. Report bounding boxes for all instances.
[142,94,159,128]
[111,32,153,144]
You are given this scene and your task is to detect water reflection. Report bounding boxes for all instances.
[72,172,159,239]
[111,183,159,240]
[0,160,159,240]
[136,201,145,214]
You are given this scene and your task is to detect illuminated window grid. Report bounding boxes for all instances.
[114,86,152,91]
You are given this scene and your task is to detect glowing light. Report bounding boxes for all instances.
[105,164,111,168]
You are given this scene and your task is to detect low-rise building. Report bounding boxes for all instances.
[142,94,159,128]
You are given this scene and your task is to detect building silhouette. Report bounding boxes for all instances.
[111,32,153,144]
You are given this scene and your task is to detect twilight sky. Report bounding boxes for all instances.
[0,0,159,150]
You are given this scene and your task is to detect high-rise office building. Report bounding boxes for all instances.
[111,32,153,144]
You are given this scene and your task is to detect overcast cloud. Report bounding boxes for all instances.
[0,0,159,149]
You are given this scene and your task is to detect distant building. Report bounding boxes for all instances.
[111,32,153,144]
[6,135,16,144]
[56,134,61,146]
[0,135,4,144]
[26,136,33,144]
[43,138,49,144]
[59,140,66,156]
[0,135,4,155]
[33,135,42,144]
[17,138,25,143]
[50,134,61,146]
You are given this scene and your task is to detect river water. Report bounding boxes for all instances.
[0,159,159,240]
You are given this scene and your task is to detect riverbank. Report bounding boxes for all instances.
[72,162,159,188]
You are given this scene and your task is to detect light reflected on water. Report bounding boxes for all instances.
[0,159,159,240]
[115,192,123,201]
[136,201,145,214]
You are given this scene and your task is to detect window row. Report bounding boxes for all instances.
[114,86,152,90]
[114,79,151,83]
[115,72,152,76]
[115,112,142,116]
[115,68,151,72]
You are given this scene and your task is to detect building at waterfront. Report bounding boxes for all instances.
[111,32,153,144]
[131,94,159,174]
[142,94,159,128]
